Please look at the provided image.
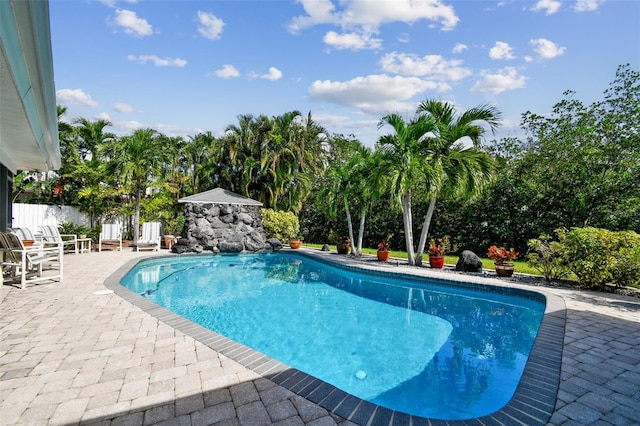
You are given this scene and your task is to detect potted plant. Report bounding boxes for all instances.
[377,241,391,261]
[487,245,519,277]
[336,235,350,254]
[289,236,303,249]
[164,215,185,249]
[428,236,455,269]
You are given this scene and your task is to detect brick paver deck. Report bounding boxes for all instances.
[1,249,638,425]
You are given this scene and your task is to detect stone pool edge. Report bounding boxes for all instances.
[104,251,566,426]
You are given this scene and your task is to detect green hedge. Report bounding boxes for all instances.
[528,227,640,289]
[261,209,300,241]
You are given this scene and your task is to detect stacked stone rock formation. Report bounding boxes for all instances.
[172,203,277,254]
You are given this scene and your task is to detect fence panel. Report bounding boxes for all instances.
[11,203,91,232]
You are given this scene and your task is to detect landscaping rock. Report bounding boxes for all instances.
[181,202,266,253]
[456,250,483,272]
[171,243,189,254]
[266,238,283,251]
[321,244,330,251]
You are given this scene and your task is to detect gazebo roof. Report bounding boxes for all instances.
[178,188,263,206]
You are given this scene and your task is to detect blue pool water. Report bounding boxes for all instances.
[121,253,545,420]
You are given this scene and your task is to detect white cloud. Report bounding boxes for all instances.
[117,120,146,133]
[100,0,138,7]
[288,0,459,36]
[56,89,98,108]
[397,32,410,43]
[127,54,187,67]
[197,11,224,40]
[470,67,527,94]
[574,0,602,12]
[110,9,153,36]
[250,67,283,81]
[113,102,141,113]
[530,38,565,59]
[323,31,382,50]
[95,112,111,121]
[309,74,446,115]
[379,52,471,81]
[489,41,516,60]
[213,64,240,78]
[452,43,468,54]
[530,0,562,15]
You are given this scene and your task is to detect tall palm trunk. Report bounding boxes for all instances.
[344,195,356,255]
[402,191,415,265]
[133,183,141,244]
[356,206,366,256]
[415,197,437,266]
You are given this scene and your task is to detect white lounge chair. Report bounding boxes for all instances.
[99,223,123,252]
[0,231,63,289]
[137,222,161,251]
[39,224,78,254]
[9,227,44,248]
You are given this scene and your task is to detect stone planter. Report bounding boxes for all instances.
[429,255,445,269]
[495,263,515,277]
[377,250,391,261]
[289,239,302,249]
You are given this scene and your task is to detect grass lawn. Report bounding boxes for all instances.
[302,243,542,276]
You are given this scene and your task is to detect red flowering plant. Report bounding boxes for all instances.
[428,236,456,257]
[377,241,390,252]
[487,245,519,265]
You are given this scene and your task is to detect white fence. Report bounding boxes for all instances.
[11,203,91,231]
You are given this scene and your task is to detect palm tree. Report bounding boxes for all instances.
[185,132,218,193]
[348,145,375,255]
[413,99,501,265]
[375,113,438,265]
[100,128,166,244]
[73,117,116,161]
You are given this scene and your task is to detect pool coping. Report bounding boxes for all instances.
[104,250,566,426]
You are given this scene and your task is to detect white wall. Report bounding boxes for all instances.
[11,203,90,232]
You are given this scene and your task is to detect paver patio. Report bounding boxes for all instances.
[1,249,639,425]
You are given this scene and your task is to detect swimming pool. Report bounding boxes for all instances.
[120,252,547,421]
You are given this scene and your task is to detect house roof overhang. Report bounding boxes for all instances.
[0,0,60,175]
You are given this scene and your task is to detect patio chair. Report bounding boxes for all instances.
[137,222,161,251]
[0,231,63,289]
[39,224,78,254]
[9,227,44,248]
[99,223,123,252]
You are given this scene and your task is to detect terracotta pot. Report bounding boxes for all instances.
[429,255,445,269]
[495,263,515,277]
[164,235,177,249]
[22,240,35,247]
[336,243,350,254]
[289,239,302,249]
[377,250,391,261]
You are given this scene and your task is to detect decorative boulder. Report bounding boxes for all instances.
[219,241,244,253]
[244,231,266,252]
[265,238,283,251]
[171,243,189,254]
[456,250,484,272]
[321,244,330,251]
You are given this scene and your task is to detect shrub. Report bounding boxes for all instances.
[526,230,570,282]
[261,209,300,241]
[561,227,640,289]
[58,221,90,236]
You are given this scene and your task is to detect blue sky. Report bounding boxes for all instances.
[50,0,640,147]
